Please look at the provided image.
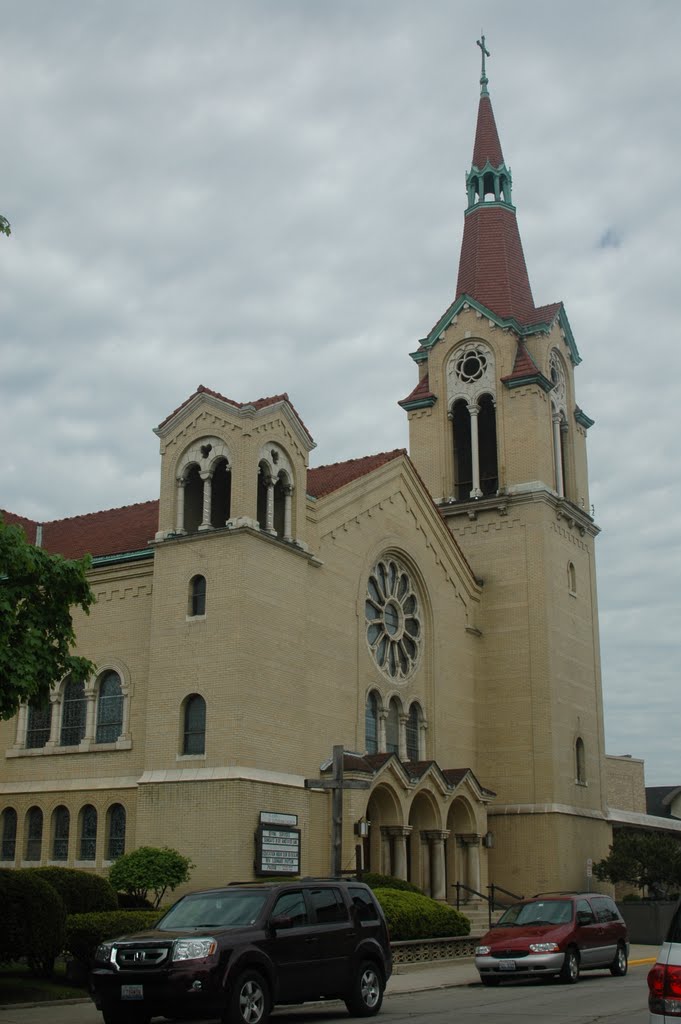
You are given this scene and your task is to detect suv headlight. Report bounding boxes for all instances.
[172,938,217,962]
[475,945,491,956]
[529,942,560,953]
[94,943,115,963]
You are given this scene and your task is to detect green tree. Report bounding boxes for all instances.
[108,846,195,909]
[0,215,10,236]
[594,828,681,894]
[0,516,95,719]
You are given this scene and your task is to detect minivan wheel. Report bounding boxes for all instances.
[225,969,270,1024]
[610,943,628,977]
[559,947,580,984]
[344,960,384,1017]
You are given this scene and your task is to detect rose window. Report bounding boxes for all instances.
[455,347,487,383]
[366,558,421,679]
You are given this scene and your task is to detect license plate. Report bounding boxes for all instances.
[121,984,144,1000]
[498,960,516,971]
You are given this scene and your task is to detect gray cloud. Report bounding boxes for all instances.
[0,0,679,785]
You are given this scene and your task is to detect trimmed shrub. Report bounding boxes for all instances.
[108,846,194,908]
[374,887,470,941]
[362,872,422,894]
[27,866,118,913]
[0,868,66,977]
[65,910,161,967]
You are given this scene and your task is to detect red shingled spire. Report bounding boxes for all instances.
[455,52,542,327]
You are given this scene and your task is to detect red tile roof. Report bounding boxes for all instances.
[307,450,406,499]
[502,342,541,381]
[157,385,314,444]
[472,94,505,169]
[457,204,536,324]
[1,502,159,560]
[398,374,436,408]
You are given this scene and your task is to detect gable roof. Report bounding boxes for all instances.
[2,503,159,560]
[157,385,315,446]
[307,450,406,499]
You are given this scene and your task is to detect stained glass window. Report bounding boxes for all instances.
[1,808,17,861]
[79,804,97,861]
[60,677,87,746]
[25,806,43,861]
[26,703,52,749]
[52,806,70,861]
[107,804,126,860]
[183,695,206,755]
[96,671,123,744]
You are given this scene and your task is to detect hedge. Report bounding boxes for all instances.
[27,866,118,913]
[65,910,161,967]
[0,868,66,977]
[362,872,422,894]
[373,887,470,941]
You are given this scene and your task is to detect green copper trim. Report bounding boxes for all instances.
[574,407,595,429]
[503,372,553,394]
[464,199,516,216]
[91,548,154,568]
[398,395,437,411]
[412,294,582,366]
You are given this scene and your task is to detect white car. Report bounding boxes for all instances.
[648,902,681,1021]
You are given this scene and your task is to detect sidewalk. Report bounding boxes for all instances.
[0,946,661,1023]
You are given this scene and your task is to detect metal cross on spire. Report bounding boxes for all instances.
[477,32,490,96]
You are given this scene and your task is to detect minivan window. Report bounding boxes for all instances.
[498,900,572,926]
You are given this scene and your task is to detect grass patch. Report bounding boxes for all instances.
[0,961,87,1004]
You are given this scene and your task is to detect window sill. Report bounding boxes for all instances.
[176,753,206,761]
[186,614,206,622]
[74,859,96,868]
[6,738,132,758]
[575,779,588,787]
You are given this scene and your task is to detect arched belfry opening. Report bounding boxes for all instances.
[175,438,233,534]
[447,343,498,500]
[257,444,295,541]
[183,464,203,533]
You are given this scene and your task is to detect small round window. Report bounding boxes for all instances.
[365,558,421,679]
[455,348,487,383]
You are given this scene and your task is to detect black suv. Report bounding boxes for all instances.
[90,878,392,1024]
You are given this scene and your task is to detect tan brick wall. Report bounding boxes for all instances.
[606,755,646,813]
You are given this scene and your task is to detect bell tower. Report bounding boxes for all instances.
[401,38,611,894]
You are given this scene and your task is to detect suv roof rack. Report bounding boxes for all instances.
[531,890,583,898]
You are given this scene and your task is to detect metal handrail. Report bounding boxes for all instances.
[453,882,526,930]
[453,881,487,910]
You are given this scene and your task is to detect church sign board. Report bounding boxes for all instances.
[255,811,300,876]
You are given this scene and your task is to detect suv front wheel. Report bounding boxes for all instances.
[224,969,270,1024]
[344,960,384,1017]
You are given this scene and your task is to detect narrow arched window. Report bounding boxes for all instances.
[188,575,206,617]
[25,806,43,861]
[60,676,86,746]
[273,476,286,538]
[568,562,576,595]
[452,399,473,500]
[386,698,399,755]
[575,737,586,784]
[257,462,270,531]
[79,804,97,861]
[107,804,126,860]
[406,704,421,761]
[210,457,232,528]
[365,692,379,755]
[183,694,206,755]
[51,806,70,861]
[478,394,498,496]
[26,702,52,749]
[1,808,17,861]
[96,671,123,743]
[183,464,203,533]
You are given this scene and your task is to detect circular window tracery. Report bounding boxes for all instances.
[455,347,487,383]
[365,558,421,679]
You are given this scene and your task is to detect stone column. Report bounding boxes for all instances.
[552,411,564,498]
[175,478,186,534]
[426,830,450,900]
[47,693,61,747]
[389,826,412,881]
[398,713,409,761]
[468,404,482,498]
[15,704,28,748]
[463,834,482,893]
[380,827,392,875]
[378,709,388,753]
[199,471,213,530]
[266,480,275,534]
[420,832,432,896]
[84,687,96,743]
[283,487,293,542]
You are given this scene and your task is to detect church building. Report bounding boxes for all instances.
[1,44,617,904]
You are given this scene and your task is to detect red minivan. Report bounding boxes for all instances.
[475,892,629,985]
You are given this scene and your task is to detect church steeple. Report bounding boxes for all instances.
[456,36,538,326]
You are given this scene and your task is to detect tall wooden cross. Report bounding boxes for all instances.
[305,745,370,876]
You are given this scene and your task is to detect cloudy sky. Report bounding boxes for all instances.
[1,1,679,787]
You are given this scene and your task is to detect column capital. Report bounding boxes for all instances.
[457,832,481,846]
[423,829,450,843]
[386,825,413,839]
